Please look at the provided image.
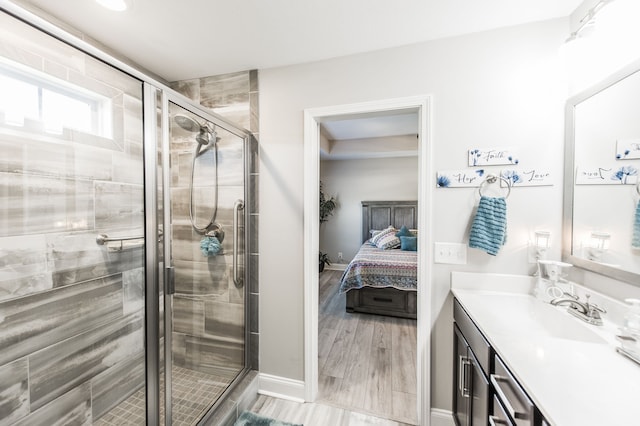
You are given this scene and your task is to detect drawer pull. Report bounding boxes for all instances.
[373,297,393,303]
[489,415,510,426]
[490,374,528,421]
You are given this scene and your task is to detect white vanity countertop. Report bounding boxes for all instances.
[452,274,640,426]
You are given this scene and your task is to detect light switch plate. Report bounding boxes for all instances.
[434,242,467,264]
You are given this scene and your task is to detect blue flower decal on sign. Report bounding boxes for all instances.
[469,149,482,166]
[437,175,451,187]
[611,165,638,184]
[475,169,485,177]
[501,170,521,186]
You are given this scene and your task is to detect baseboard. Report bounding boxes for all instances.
[257,373,305,403]
[431,408,455,426]
[325,263,347,272]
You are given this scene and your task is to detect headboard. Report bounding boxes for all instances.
[361,200,418,243]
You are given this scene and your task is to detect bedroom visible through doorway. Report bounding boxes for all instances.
[303,95,433,425]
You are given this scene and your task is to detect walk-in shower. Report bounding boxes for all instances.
[0,5,254,426]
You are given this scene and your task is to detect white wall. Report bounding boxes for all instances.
[259,18,568,411]
[319,156,419,263]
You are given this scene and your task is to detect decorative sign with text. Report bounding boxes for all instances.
[575,165,639,185]
[500,169,553,187]
[468,148,519,166]
[616,139,640,160]
[436,169,486,188]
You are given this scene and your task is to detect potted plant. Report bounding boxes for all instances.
[319,252,331,273]
[319,181,337,273]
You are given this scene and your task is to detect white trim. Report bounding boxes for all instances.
[258,373,306,403]
[303,95,433,425]
[430,409,455,426]
[324,263,348,272]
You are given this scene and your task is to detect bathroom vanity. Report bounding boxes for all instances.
[451,272,640,426]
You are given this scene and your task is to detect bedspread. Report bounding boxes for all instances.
[339,243,417,293]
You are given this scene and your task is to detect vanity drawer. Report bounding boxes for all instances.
[491,355,535,426]
[454,299,491,375]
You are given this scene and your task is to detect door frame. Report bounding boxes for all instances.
[303,95,433,424]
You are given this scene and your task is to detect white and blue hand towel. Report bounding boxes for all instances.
[633,201,640,249]
[469,196,507,256]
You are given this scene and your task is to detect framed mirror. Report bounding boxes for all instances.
[563,58,640,285]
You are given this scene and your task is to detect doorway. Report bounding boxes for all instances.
[303,96,433,425]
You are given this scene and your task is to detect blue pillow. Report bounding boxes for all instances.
[400,236,417,251]
[395,225,413,237]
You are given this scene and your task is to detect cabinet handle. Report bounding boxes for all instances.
[490,374,528,421]
[458,355,472,398]
[489,415,509,426]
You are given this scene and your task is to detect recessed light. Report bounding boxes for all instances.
[96,0,129,12]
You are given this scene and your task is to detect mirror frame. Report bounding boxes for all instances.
[563,58,640,286]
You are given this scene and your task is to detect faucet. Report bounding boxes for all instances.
[551,293,606,326]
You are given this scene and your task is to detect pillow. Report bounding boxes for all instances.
[370,226,396,246]
[395,225,413,237]
[376,232,401,250]
[400,236,417,251]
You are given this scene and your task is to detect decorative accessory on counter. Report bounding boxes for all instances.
[633,200,640,248]
[200,235,221,257]
[469,195,507,256]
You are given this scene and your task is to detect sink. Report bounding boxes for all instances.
[465,293,607,344]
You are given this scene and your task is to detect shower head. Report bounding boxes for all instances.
[174,114,202,133]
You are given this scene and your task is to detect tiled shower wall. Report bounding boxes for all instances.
[170,71,260,372]
[0,11,145,425]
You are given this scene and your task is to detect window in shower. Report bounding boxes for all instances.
[0,60,112,136]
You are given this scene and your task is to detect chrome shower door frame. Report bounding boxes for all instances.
[144,88,251,426]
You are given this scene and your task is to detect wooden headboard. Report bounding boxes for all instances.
[361,200,418,243]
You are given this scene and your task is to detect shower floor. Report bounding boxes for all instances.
[95,366,233,425]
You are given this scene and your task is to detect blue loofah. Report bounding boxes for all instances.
[200,236,221,257]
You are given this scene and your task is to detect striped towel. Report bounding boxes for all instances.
[469,196,507,256]
[633,201,640,249]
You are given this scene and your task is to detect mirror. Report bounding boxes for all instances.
[564,59,640,285]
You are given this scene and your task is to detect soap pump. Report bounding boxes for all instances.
[534,260,573,303]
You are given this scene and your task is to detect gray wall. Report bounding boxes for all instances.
[0,11,145,424]
[258,18,569,410]
[319,156,419,263]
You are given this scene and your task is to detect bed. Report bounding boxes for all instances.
[340,200,418,319]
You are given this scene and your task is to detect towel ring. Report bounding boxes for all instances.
[478,174,511,198]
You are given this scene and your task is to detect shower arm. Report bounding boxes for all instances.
[233,199,245,288]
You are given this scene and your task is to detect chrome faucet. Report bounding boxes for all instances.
[551,293,606,326]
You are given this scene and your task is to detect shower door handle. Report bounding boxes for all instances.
[165,265,175,295]
[233,199,245,288]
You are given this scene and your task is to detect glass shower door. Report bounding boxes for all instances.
[161,97,247,425]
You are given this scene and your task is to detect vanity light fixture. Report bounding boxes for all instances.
[528,230,551,263]
[589,231,611,261]
[96,0,130,12]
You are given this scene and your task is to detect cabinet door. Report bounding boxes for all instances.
[470,351,489,426]
[453,325,471,426]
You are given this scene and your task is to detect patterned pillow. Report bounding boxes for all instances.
[370,226,396,246]
[376,232,401,250]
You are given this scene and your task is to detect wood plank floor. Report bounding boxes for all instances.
[317,270,417,425]
[247,270,417,426]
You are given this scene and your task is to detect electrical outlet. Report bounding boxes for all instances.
[434,242,467,264]
[337,252,343,262]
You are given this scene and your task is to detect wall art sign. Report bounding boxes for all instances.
[616,139,640,160]
[575,165,639,185]
[468,148,519,166]
[436,169,486,188]
[500,169,553,187]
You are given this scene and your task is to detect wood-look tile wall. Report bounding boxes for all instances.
[0,11,145,425]
[170,70,260,373]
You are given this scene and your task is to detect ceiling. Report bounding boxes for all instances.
[10,0,583,160]
[14,0,582,82]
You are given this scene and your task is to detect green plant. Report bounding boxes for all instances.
[319,252,331,272]
[319,181,337,224]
